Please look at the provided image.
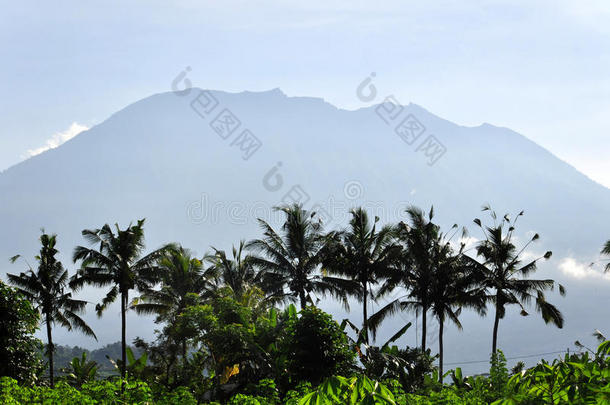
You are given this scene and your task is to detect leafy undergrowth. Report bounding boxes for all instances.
[3,341,610,405]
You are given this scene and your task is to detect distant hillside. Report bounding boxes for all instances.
[2,88,609,375]
[50,342,143,375]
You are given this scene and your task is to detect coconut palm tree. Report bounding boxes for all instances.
[428,245,486,381]
[206,241,260,303]
[8,232,96,387]
[473,206,565,354]
[371,206,442,352]
[70,219,173,386]
[323,208,400,344]
[247,204,354,309]
[132,246,218,363]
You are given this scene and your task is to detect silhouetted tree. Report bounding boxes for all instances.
[324,208,400,344]
[247,204,352,309]
[207,241,260,303]
[473,206,565,354]
[428,244,486,381]
[371,206,441,352]
[133,246,217,365]
[9,232,96,387]
[70,219,172,389]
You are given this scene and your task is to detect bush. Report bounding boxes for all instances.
[157,386,198,405]
[0,282,44,385]
[81,379,154,403]
[284,381,313,405]
[226,393,262,405]
[245,378,280,404]
[0,377,94,404]
[282,306,357,385]
[1,376,197,404]
[298,375,396,405]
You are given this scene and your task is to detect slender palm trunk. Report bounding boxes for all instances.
[438,320,444,383]
[492,300,501,354]
[362,281,369,344]
[45,315,54,388]
[421,305,427,352]
[121,292,127,393]
[299,290,307,310]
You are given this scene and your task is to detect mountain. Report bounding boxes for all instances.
[1,88,609,375]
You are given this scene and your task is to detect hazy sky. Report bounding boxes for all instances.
[1,1,609,186]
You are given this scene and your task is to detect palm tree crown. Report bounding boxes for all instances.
[371,206,443,352]
[473,207,565,354]
[324,208,400,344]
[8,232,96,387]
[207,241,260,303]
[427,240,486,381]
[133,246,218,375]
[247,204,352,309]
[70,219,172,386]
[133,246,217,321]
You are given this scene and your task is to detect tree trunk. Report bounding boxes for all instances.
[121,292,127,393]
[438,320,444,383]
[299,290,307,310]
[362,281,369,344]
[181,339,187,383]
[421,305,427,352]
[46,315,54,388]
[492,300,501,354]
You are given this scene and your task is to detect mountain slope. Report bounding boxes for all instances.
[1,88,609,373]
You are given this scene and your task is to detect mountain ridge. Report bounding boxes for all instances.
[1,88,609,374]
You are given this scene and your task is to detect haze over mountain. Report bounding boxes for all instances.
[1,88,608,374]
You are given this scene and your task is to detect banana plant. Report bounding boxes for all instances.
[494,340,610,404]
[298,375,396,405]
[61,352,98,387]
[107,347,149,380]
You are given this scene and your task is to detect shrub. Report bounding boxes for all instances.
[282,306,357,385]
[246,378,280,404]
[0,282,44,385]
[298,375,396,405]
[226,393,262,405]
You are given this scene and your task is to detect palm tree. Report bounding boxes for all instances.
[247,204,354,309]
[428,246,486,381]
[8,232,96,387]
[206,241,260,303]
[323,208,400,344]
[371,206,442,352]
[70,219,172,386]
[133,246,218,364]
[473,207,565,354]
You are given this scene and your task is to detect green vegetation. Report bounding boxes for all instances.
[1,203,607,404]
[8,231,96,387]
[0,282,44,384]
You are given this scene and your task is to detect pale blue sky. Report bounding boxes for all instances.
[1,0,608,186]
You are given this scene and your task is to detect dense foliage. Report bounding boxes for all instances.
[2,203,607,403]
[3,340,610,404]
[0,282,44,385]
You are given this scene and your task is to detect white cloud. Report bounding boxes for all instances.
[24,122,88,158]
[559,257,610,281]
